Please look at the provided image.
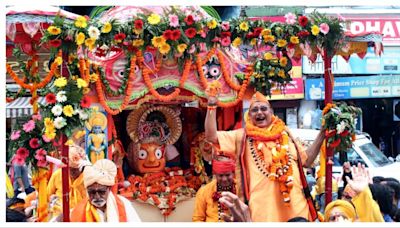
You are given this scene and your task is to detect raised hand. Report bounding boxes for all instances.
[345,163,370,194]
[219,191,252,222]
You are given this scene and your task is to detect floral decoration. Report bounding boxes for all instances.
[322,102,362,152]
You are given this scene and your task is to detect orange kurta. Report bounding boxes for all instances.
[192,179,220,222]
[217,128,309,222]
[47,168,87,218]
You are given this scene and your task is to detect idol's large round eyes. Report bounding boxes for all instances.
[155,148,163,159]
[209,65,221,77]
[162,55,168,60]
[202,65,209,75]
[134,65,140,73]
[138,150,148,160]
[117,69,125,77]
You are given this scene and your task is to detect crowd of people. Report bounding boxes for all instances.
[6,91,400,223]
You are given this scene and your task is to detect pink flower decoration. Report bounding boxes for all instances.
[320,23,330,35]
[284,12,297,25]
[32,113,42,121]
[188,44,196,54]
[169,14,179,27]
[212,36,221,43]
[16,147,29,158]
[23,120,35,133]
[37,159,48,168]
[193,15,202,22]
[220,37,231,47]
[337,13,345,21]
[10,130,21,140]
[36,148,47,156]
[221,21,230,31]
[13,154,26,166]
[29,138,40,149]
[42,135,52,143]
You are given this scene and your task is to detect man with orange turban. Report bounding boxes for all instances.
[70,159,141,222]
[47,144,91,220]
[193,156,236,222]
[205,91,325,222]
[324,200,357,222]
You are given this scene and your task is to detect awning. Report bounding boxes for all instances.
[6,97,45,118]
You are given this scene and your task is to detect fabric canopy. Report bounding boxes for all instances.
[6,97,45,118]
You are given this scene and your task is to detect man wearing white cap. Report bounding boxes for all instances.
[71,159,141,222]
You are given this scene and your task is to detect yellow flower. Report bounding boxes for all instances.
[253,73,263,79]
[263,35,275,43]
[63,105,74,117]
[101,22,112,33]
[65,139,74,146]
[45,131,56,140]
[132,39,144,47]
[250,38,257,46]
[279,57,288,67]
[261,29,271,36]
[76,32,85,46]
[151,36,166,48]
[92,106,99,112]
[77,78,88,88]
[74,16,88,28]
[90,73,99,82]
[44,118,54,128]
[83,87,91,94]
[268,69,275,77]
[158,43,171,55]
[207,19,218,29]
[47,26,61,35]
[177,43,187,53]
[263,52,273,61]
[54,57,63,66]
[133,29,142,35]
[311,25,320,36]
[278,70,286,78]
[290,36,299,44]
[148,13,161,25]
[84,37,96,50]
[277,39,287,47]
[54,77,67,87]
[239,21,249,32]
[232,37,242,47]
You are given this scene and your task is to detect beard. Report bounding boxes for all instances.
[91,198,106,208]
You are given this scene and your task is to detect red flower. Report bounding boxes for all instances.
[134,19,143,30]
[340,130,350,137]
[171,30,181,41]
[297,30,310,38]
[287,43,296,49]
[163,30,173,40]
[325,129,337,138]
[184,15,194,25]
[29,138,40,149]
[253,27,263,37]
[45,93,56,104]
[49,39,62,48]
[80,95,91,108]
[220,31,231,38]
[329,138,341,148]
[298,16,308,27]
[110,46,122,52]
[16,147,29,158]
[246,32,255,39]
[114,33,126,41]
[185,28,197,39]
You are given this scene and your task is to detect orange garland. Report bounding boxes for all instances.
[179,59,192,88]
[142,67,181,102]
[216,49,241,91]
[195,54,210,89]
[95,55,136,115]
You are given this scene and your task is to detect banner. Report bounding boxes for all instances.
[305,75,400,100]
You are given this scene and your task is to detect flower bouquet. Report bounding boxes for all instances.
[322,102,362,152]
[7,114,55,170]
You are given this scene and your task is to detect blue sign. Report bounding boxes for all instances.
[305,75,400,100]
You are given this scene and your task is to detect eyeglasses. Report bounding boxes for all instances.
[250,106,269,113]
[328,213,349,222]
[87,188,109,196]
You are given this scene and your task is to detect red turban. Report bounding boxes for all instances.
[212,159,235,174]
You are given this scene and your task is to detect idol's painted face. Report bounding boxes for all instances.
[216,172,234,188]
[136,143,166,174]
[248,102,272,128]
[93,125,103,134]
[87,183,111,209]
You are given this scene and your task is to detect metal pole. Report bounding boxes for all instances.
[61,134,70,222]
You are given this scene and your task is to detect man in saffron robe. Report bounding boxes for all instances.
[70,159,141,222]
[47,144,90,219]
[193,156,236,222]
[205,91,325,222]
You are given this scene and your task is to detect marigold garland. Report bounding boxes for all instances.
[216,49,241,91]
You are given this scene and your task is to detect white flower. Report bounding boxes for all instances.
[75,109,88,120]
[51,105,63,116]
[88,26,100,40]
[56,91,67,103]
[54,116,67,129]
[336,121,347,134]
